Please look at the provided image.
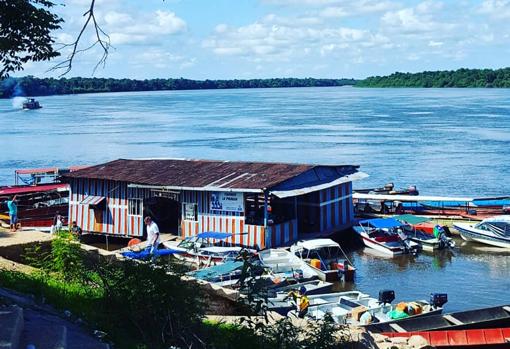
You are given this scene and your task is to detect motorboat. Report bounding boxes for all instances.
[367,304,510,333]
[290,238,356,282]
[163,232,254,267]
[298,290,447,326]
[454,216,510,248]
[354,218,420,256]
[258,248,318,280]
[394,215,455,251]
[267,290,370,315]
[22,98,42,109]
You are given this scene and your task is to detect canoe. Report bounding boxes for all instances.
[383,327,510,348]
[366,305,510,333]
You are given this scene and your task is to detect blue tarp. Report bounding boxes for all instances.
[196,232,233,240]
[359,218,403,229]
[121,248,184,260]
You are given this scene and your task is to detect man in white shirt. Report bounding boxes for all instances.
[144,216,160,256]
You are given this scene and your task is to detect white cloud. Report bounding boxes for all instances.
[428,40,444,47]
[479,0,510,19]
[104,10,186,45]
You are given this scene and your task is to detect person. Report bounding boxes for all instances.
[51,212,63,234]
[285,286,309,318]
[296,286,310,318]
[144,216,160,256]
[71,221,82,240]
[7,195,18,232]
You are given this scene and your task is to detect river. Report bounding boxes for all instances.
[1,86,509,311]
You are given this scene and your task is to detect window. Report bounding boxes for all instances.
[183,203,198,221]
[128,198,143,216]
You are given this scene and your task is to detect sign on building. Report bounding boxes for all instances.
[184,203,197,221]
[210,192,244,212]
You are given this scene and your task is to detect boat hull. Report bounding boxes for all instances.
[454,223,510,249]
[359,233,404,256]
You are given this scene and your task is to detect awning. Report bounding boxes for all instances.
[270,171,369,198]
[394,214,431,225]
[353,193,473,202]
[359,218,403,229]
[80,195,105,206]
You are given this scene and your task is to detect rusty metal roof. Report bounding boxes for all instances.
[63,159,361,192]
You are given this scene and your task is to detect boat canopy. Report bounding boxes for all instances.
[393,214,431,225]
[189,261,244,280]
[359,218,404,229]
[296,238,339,250]
[195,232,233,240]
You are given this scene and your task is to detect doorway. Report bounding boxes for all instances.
[143,196,181,235]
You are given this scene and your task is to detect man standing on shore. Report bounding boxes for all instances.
[7,195,18,232]
[144,216,160,257]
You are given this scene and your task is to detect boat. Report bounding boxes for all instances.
[454,216,510,248]
[163,232,255,267]
[290,239,356,281]
[267,290,370,315]
[394,215,455,251]
[266,279,333,298]
[22,98,42,109]
[355,183,419,196]
[367,304,510,333]
[299,290,447,326]
[353,218,420,256]
[383,327,510,348]
[258,248,319,280]
[187,260,245,283]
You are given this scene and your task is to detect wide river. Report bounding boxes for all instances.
[1,87,509,311]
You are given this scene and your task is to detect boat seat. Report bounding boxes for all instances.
[374,235,400,243]
[339,297,362,308]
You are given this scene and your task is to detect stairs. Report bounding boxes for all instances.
[0,305,109,349]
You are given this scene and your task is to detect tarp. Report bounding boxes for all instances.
[196,232,233,240]
[189,261,244,280]
[359,218,403,229]
[394,214,431,225]
[121,248,184,260]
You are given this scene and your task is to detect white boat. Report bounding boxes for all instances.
[353,218,420,256]
[267,290,370,315]
[290,239,356,282]
[454,216,510,248]
[394,215,455,251]
[163,232,253,267]
[258,248,318,280]
[297,290,447,326]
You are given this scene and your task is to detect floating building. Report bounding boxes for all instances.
[63,159,367,249]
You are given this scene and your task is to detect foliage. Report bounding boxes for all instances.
[0,0,63,78]
[0,76,358,98]
[357,67,510,88]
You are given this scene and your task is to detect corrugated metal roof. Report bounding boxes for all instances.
[0,183,68,196]
[63,158,361,192]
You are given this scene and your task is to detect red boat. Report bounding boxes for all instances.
[383,327,510,348]
[1,166,88,229]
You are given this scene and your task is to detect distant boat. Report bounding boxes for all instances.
[290,238,356,282]
[22,98,42,109]
[454,216,510,248]
[353,218,420,256]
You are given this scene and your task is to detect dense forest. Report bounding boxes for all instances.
[357,67,510,88]
[0,76,357,98]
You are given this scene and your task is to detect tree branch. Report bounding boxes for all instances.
[49,0,111,76]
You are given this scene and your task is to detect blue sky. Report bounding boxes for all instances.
[20,0,510,79]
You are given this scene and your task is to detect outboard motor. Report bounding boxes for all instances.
[430,293,448,308]
[378,290,395,304]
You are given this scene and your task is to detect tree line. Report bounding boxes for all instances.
[357,67,510,88]
[0,76,357,98]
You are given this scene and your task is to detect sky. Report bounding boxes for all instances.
[19,0,510,79]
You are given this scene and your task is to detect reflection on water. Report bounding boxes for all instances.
[335,236,510,312]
